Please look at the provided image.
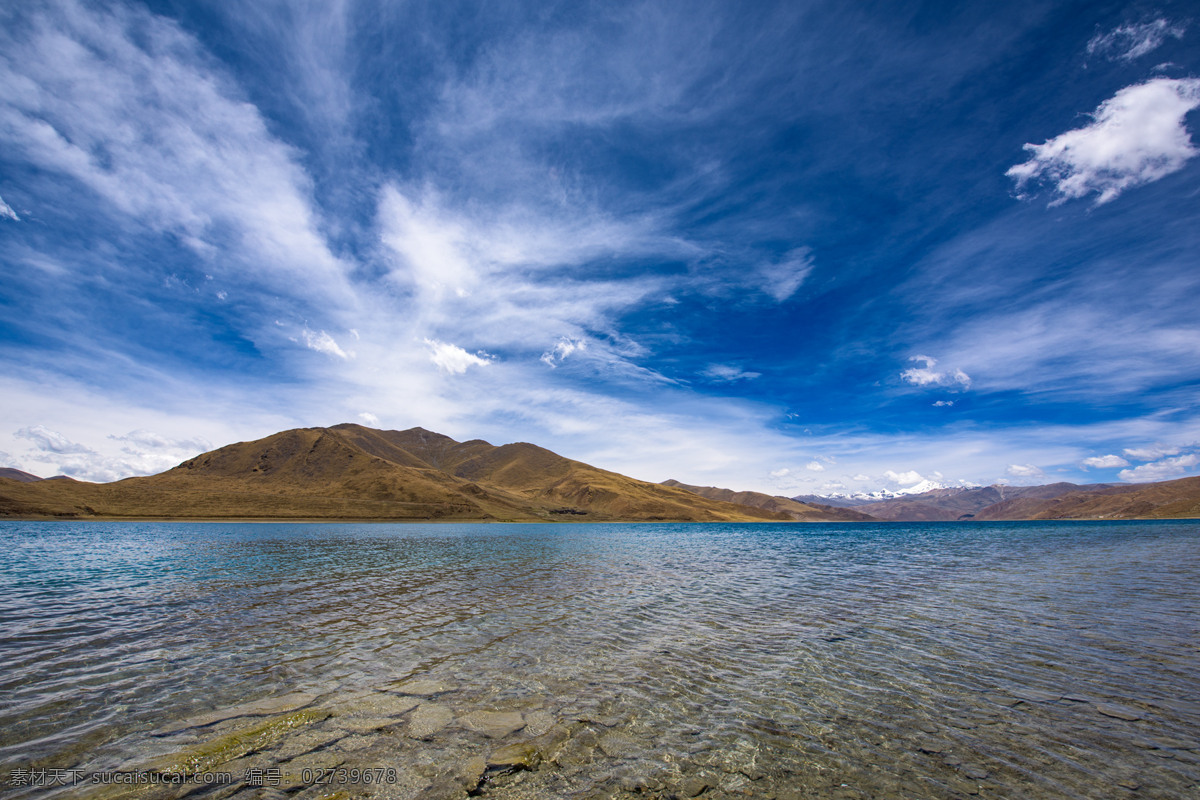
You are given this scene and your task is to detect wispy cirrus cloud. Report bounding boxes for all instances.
[300,328,352,360]
[701,364,762,382]
[1007,78,1200,205]
[540,338,587,368]
[0,195,19,221]
[1087,18,1186,62]
[0,0,352,307]
[757,248,814,303]
[109,430,212,453]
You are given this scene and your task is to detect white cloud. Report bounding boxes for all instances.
[301,328,351,359]
[358,412,380,426]
[14,425,208,481]
[0,194,19,221]
[15,425,94,454]
[109,429,211,453]
[758,248,814,302]
[804,460,824,472]
[701,364,762,382]
[1007,78,1200,205]
[883,469,924,486]
[424,339,495,374]
[901,355,971,389]
[379,188,476,295]
[932,399,955,407]
[1081,454,1130,469]
[0,0,353,304]
[1123,444,1181,460]
[540,338,587,368]
[375,184,677,378]
[1006,463,1046,480]
[1087,18,1186,62]
[1118,453,1199,483]
[769,467,790,478]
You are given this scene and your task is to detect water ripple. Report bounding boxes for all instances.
[0,521,1198,799]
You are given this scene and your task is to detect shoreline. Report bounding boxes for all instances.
[2,514,1195,523]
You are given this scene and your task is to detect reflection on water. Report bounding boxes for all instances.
[1,521,1198,799]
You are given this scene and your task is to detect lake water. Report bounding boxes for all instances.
[1,520,1198,800]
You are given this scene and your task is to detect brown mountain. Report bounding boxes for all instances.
[661,479,877,522]
[848,483,1095,521]
[973,475,1200,520]
[0,424,791,523]
[0,467,42,482]
[809,479,1199,521]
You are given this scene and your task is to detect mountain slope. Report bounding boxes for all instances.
[0,425,790,522]
[973,476,1200,520]
[799,479,1199,521]
[0,468,42,482]
[846,483,1094,521]
[662,479,877,522]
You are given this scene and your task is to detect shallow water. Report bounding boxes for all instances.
[0,520,1198,800]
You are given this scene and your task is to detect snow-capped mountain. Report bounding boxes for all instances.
[793,479,955,507]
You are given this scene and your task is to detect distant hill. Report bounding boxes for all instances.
[973,476,1200,520]
[799,479,1199,521]
[0,424,792,523]
[661,479,877,522]
[841,483,1089,521]
[0,468,42,483]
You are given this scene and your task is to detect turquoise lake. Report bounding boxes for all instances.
[0,520,1198,799]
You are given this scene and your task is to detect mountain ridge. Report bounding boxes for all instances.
[796,479,1198,521]
[0,424,793,523]
[4,426,1199,521]
[661,479,877,522]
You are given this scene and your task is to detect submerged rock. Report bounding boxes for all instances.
[415,778,468,800]
[408,703,455,739]
[1095,703,1142,721]
[523,710,557,737]
[272,728,347,759]
[679,776,713,797]
[458,710,525,739]
[159,709,327,775]
[449,755,487,790]
[334,691,421,718]
[393,679,458,697]
[336,716,401,734]
[597,729,641,758]
[486,742,542,774]
[959,764,989,780]
[157,692,318,734]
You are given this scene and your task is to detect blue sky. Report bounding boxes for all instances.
[2,0,1199,494]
